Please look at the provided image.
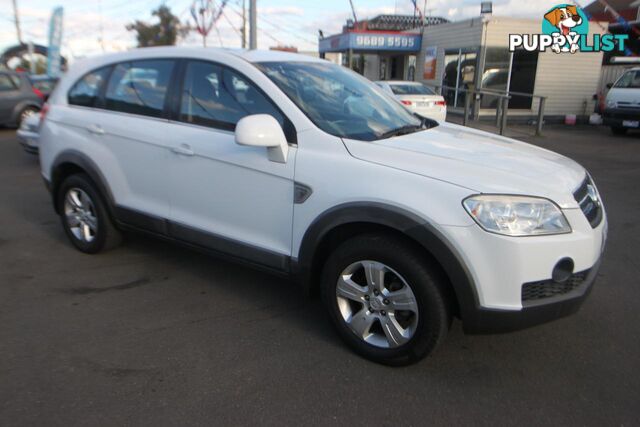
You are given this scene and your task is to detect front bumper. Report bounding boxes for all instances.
[602,107,640,128]
[462,256,601,334]
[441,205,606,334]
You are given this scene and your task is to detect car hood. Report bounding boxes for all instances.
[342,122,586,208]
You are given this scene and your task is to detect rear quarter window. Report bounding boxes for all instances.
[68,67,111,107]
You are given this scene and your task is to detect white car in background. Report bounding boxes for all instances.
[375,80,447,122]
[603,67,640,135]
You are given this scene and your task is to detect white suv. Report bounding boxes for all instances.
[39,48,607,365]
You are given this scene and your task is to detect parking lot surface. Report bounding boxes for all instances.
[1,126,639,426]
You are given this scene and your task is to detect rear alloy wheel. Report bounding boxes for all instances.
[64,188,99,244]
[322,234,451,366]
[58,174,122,253]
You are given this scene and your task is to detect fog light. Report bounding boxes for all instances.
[552,258,574,283]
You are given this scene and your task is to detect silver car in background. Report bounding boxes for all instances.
[375,80,447,122]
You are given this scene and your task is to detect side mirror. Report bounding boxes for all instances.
[235,114,289,163]
[606,83,613,89]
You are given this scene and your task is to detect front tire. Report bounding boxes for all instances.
[57,173,122,253]
[321,234,451,366]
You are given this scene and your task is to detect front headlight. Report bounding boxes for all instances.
[463,195,571,236]
[606,99,617,109]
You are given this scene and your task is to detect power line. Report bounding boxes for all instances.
[258,27,284,45]
[220,10,242,38]
[227,1,317,46]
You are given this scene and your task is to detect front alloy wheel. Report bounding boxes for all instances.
[336,260,419,348]
[322,234,451,366]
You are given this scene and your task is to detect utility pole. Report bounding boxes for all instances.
[249,0,257,49]
[12,0,23,45]
[98,0,105,51]
[241,0,246,49]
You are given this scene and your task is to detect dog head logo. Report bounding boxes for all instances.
[544,5,583,36]
[542,4,589,53]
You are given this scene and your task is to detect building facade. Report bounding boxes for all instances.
[415,16,607,118]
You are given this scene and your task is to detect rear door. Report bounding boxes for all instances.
[95,59,177,230]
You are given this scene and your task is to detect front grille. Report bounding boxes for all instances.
[605,110,640,120]
[573,176,603,228]
[522,270,589,303]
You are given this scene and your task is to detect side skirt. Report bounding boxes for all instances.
[113,206,292,277]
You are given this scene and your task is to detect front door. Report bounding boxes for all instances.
[167,60,296,270]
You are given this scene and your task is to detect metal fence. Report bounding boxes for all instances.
[426,84,548,136]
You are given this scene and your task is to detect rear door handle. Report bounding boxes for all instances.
[86,124,104,135]
[171,144,194,157]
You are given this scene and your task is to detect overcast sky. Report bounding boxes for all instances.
[1,0,576,60]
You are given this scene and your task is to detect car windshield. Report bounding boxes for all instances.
[256,61,428,141]
[614,70,640,89]
[390,84,435,95]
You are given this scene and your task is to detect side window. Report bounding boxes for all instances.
[0,74,17,91]
[104,60,174,118]
[68,67,110,107]
[179,61,285,130]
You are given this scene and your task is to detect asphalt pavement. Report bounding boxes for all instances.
[0,125,638,426]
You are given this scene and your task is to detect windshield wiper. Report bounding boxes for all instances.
[377,124,424,140]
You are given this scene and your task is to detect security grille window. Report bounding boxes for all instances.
[68,67,111,107]
[179,60,285,131]
[442,49,478,108]
[104,60,175,118]
[480,48,511,108]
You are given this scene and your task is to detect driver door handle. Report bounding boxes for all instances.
[171,144,195,157]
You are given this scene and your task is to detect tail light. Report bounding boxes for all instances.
[401,100,413,106]
[40,103,50,125]
[435,100,446,107]
[32,87,45,100]
[598,92,605,113]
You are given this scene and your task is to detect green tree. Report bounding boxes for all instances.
[126,5,189,47]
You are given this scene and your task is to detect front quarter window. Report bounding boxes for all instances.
[256,61,429,141]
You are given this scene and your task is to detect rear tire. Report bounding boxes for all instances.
[57,173,122,254]
[321,233,451,366]
[611,126,628,135]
